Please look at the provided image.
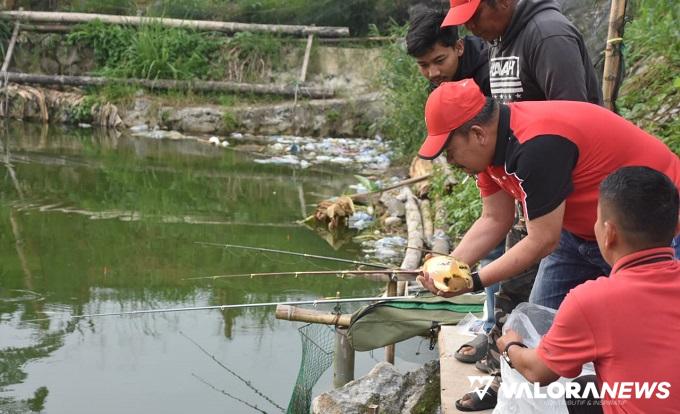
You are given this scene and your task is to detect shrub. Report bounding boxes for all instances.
[68,20,223,80]
[617,0,679,153]
[374,24,430,159]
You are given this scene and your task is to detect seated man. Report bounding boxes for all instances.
[497,166,680,413]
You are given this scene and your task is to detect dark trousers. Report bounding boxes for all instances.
[566,376,603,414]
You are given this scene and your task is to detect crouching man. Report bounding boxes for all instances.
[497,166,680,413]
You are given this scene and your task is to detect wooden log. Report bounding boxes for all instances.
[17,23,72,33]
[401,187,424,271]
[602,0,627,111]
[431,156,454,255]
[275,304,351,327]
[1,72,335,98]
[0,11,350,37]
[333,327,355,388]
[299,34,314,83]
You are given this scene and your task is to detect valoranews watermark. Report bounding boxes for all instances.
[468,376,671,400]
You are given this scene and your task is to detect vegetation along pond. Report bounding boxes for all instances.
[0,122,434,414]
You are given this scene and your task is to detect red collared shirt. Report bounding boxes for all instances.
[537,247,680,413]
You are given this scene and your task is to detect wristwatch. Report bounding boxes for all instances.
[502,341,528,369]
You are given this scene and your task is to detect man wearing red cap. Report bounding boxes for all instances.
[417,80,680,411]
[442,0,600,104]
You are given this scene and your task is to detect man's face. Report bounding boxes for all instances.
[443,128,490,175]
[464,0,512,41]
[416,41,463,85]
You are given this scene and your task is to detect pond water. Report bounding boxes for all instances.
[0,122,436,414]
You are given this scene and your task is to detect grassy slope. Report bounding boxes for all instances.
[617,0,679,154]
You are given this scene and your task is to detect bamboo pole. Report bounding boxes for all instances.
[0,20,20,74]
[602,0,627,111]
[1,72,335,98]
[275,304,351,327]
[348,174,432,203]
[299,34,314,83]
[385,279,397,364]
[333,327,355,388]
[0,11,350,37]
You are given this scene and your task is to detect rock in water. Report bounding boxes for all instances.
[311,361,441,414]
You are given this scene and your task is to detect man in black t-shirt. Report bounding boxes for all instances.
[406,7,490,94]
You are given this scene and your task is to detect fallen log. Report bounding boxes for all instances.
[0,11,350,37]
[1,72,335,98]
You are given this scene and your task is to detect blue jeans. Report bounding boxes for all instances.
[481,242,504,333]
[529,231,612,310]
[673,235,680,258]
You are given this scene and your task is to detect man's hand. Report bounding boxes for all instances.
[417,270,471,298]
[497,329,524,353]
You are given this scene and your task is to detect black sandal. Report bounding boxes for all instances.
[455,386,498,412]
[454,333,488,363]
[475,356,491,373]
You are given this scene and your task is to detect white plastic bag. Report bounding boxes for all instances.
[493,303,594,414]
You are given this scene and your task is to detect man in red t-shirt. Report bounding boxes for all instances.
[497,166,680,413]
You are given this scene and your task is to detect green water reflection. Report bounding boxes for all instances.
[0,122,417,414]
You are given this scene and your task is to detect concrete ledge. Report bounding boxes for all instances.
[439,325,493,414]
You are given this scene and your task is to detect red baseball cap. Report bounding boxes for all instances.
[442,0,482,27]
[418,80,486,160]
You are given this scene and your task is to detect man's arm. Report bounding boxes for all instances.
[450,189,515,265]
[418,189,513,296]
[477,201,564,287]
[497,330,560,385]
[532,35,593,102]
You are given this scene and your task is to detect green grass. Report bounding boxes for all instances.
[430,167,483,238]
[617,0,680,153]
[67,20,223,81]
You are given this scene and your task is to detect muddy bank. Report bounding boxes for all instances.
[0,84,384,137]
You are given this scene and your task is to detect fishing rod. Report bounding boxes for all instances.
[30,295,416,322]
[183,269,420,281]
[405,245,448,255]
[196,242,392,269]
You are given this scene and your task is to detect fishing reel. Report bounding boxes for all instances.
[421,255,473,293]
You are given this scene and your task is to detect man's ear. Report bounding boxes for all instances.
[469,125,487,145]
[603,220,618,249]
[498,0,514,10]
[455,39,464,57]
